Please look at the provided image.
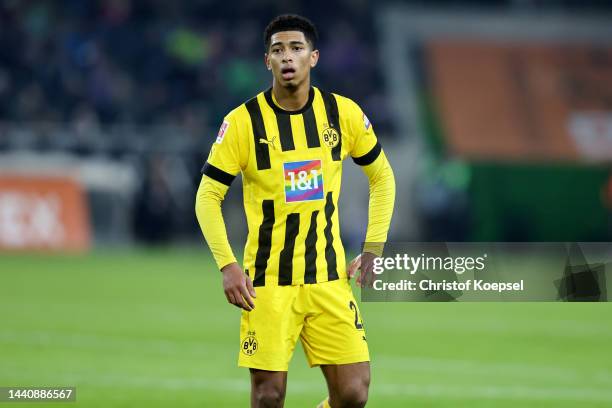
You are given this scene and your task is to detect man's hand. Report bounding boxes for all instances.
[347,252,378,288]
[347,254,362,280]
[221,262,256,311]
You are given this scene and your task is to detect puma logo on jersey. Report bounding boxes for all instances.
[259,136,277,149]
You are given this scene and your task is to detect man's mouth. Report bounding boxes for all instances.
[281,67,296,80]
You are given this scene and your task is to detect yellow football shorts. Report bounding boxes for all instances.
[238,277,370,371]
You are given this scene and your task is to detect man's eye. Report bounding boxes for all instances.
[272,49,281,53]
[293,46,303,51]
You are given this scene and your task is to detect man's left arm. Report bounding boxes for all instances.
[351,147,395,286]
[359,149,395,244]
[345,100,396,285]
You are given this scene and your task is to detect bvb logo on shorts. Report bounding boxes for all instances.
[321,126,340,148]
[241,333,258,356]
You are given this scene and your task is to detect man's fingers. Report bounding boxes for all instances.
[239,284,255,310]
[362,264,373,288]
[227,290,245,310]
[365,271,373,288]
[357,269,372,288]
[246,276,257,298]
[230,289,245,309]
[231,288,250,311]
[357,253,377,288]
[365,265,374,288]
[348,255,362,278]
[226,291,237,306]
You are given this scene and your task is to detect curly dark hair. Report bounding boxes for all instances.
[263,14,319,51]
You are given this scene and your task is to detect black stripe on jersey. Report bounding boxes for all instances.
[352,142,382,166]
[275,113,295,151]
[253,200,275,287]
[201,162,236,186]
[278,213,300,285]
[324,192,339,281]
[302,108,320,148]
[320,91,342,161]
[245,97,271,170]
[304,210,319,284]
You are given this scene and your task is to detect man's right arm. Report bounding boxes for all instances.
[195,175,256,310]
[195,175,236,270]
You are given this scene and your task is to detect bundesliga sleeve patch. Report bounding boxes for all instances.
[363,113,371,130]
[283,160,324,203]
[216,120,229,144]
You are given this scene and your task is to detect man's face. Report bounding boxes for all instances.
[265,31,319,89]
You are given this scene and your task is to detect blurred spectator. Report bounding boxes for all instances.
[0,1,391,133]
[133,154,174,243]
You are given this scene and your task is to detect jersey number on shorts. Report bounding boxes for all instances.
[349,300,364,330]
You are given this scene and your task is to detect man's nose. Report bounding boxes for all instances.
[282,51,293,62]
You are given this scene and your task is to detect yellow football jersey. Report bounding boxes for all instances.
[202,86,382,287]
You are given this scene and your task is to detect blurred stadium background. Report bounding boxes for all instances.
[1,1,611,407]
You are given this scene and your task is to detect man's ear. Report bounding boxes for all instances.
[264,53,271,70]
[310,49,319,68]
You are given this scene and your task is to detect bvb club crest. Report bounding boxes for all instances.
[241,334,258,356]
[321,126,340,148]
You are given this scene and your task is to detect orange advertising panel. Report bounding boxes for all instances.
[0,176,91,251]
[427,41,612,162]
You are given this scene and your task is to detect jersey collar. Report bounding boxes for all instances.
[264,87,315,115]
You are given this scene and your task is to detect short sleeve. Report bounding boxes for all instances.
[201,112,245,186]
[346,100,382,166]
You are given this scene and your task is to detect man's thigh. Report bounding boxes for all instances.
[238,285,304,371]
[300,278,370,367]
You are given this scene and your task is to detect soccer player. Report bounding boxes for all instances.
[196,14,395,408]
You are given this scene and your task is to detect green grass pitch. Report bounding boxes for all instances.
[1,248,611,407]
